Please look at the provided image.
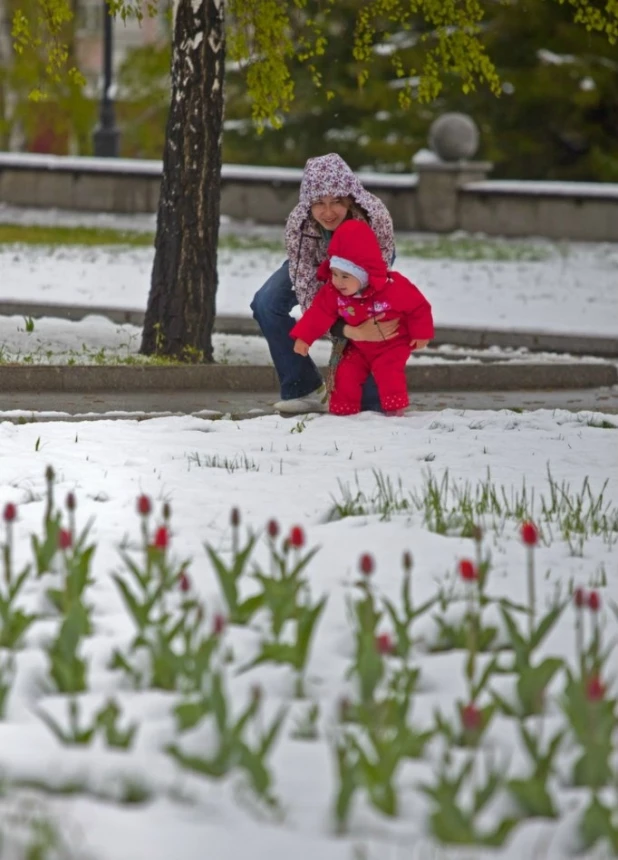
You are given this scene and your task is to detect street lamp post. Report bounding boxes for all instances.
[93,0,120,157]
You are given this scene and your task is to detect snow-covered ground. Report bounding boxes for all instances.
[0,209,617,857]
[0,410,617,859]
[1,241,617,335]
[0,213,617,338]
[0,232,617,364]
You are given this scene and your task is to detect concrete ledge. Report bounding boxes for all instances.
[2,302,617,358]
[0,362,615,393]
[2,153,618,238]
[432,326,618,358]
[0,300,146,327]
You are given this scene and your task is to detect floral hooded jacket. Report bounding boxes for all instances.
[290,220,434,350]
[285,153,395,312]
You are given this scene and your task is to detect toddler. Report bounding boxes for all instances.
[290,220,434,415]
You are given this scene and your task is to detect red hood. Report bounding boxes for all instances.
[316,220,388,292]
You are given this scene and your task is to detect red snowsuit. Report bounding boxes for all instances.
[290,220,434,415]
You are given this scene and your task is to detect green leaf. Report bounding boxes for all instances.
[508,777,557,818]
[516,657,563,716]
[210,673,228,733]
[429,801,475,844]
[580,795,618,853]
[8,565,32,602]
[235,592,264,625]
[0,608,37,648]
[482,816,520,847]
[472,769,501,815]
[572,746,613,789]
[118,549,150,591]
[45,587,64,613]
[36,705,95,746]
[237,744,273,800]
[490,688,517,718]
[368,779,397,816]
[205,545,239,613]
[260,706,287,757]
[334,744,358,833]
[294,596,327,670]
[382,599,408,647]
[518,723,539,760]
[530,602,567,650]
[112,574,148,630]
[166,744,224,779]
[174,698,212,731]
[499,606,528,668]
[471,655,498,699]
[400,727,433,759]
[412,595,438,620]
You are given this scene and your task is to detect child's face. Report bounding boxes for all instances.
[331,267,363,297]
[310,196,349,231]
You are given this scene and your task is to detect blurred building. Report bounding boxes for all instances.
[75,0,169,86]
[0,0,170,152]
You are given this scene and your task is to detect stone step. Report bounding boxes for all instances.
[2,387,617,421]
[0,361,615,394]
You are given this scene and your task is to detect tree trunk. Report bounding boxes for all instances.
[140,0,225,362]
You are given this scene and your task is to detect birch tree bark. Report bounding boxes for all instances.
[140,0,224,361]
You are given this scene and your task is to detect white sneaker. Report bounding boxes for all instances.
[274,386,327,414]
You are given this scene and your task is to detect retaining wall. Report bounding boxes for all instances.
[1,152,617,241]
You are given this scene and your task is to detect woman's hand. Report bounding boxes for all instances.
[345,314,400,342]
[410,339,430,350]
[294,339,310,356]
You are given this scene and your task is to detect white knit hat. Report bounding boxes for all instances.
[329,255,369,288]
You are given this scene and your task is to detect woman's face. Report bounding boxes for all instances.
[310,195,350,231]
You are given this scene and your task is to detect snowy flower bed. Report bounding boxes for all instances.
[0,410,616,860]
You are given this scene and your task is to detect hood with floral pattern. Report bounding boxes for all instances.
[284,153,394,311]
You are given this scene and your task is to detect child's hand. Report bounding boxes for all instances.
[294,339,310,356]
[410,339,430,350]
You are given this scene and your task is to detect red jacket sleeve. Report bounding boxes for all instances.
[405,298,434,341]
[290,283,340,345]
[390,273,435,341]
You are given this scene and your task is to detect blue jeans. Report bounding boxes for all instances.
[250,260,382,411]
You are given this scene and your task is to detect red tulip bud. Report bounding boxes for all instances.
[587,591,601,612]
[461,702,482,732]
[154,526,169,549]
[375,633,394,655]
[586,675,606,701]
[289,525,305,549]
[3,502,17,523]
[58,529,72,550]
[458,559,478,581]
[137,495,151,517]
[359,553,374,576]
[520,521,539,546]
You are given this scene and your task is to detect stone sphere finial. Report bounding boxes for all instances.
[429,113,480,162]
